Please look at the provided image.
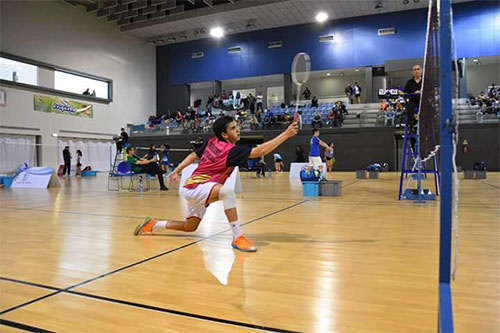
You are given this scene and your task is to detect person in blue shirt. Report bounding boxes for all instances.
[159,143,171,174]
[309,128,332,169]
[273,152,283,172]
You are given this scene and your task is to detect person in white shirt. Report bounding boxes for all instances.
[256,92,264,113]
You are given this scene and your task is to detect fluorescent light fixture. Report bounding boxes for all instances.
[473,59,479,62]
[52,133,59,137]
[210,27,224,38]
[355,69,360,72]
[315,12,328,23]
[326,73,331,76]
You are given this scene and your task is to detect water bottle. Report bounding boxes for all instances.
[268,168,272,180]
[139,176,143,193]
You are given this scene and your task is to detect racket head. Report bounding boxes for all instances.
[291,52,311,86]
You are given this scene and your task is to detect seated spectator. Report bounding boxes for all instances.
[488,84,497,99]
[326,108,335,128]
[311,96,319,108]
[312,112,322,129]
[250,114,259,130]
[127,147,168,191]
[175,110,183,125]
[385,107,396,126]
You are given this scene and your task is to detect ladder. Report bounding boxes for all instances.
[398,122,441,201]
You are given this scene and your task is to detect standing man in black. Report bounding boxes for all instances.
[404,64,423,129]
[62,146,71,177]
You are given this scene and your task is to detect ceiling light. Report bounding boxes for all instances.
[210,27,224,38]
[315,12,328,23]
[326,73,331,76]
[355,69,360,72]
[473,59,479,62]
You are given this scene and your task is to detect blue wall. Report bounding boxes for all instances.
[162,1,500,85]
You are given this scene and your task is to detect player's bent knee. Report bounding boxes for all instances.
[219,186,236,210]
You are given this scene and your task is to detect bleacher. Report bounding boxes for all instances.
[130,98,498,137]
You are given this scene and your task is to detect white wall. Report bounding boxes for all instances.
[466,63,500,96]
[0,1,155,169]
[190,87,212,109]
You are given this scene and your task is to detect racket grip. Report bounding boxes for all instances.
[293,111,299,122]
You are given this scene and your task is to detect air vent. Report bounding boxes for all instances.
[191,52,204,59]
[319,34,334,43]
[227,46,242,54]
[267,41,283,49]
[378,27,397,36]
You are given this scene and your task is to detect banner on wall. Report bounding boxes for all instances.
[34,94,93,118]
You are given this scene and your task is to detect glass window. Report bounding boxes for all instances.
[54,71,109,99]
[0,57,38,85]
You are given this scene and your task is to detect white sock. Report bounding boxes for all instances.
[154,220,167,230]
[229,221,241,238]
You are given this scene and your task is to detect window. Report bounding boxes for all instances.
[55,71,109,99]
[0,53,112,103]
[0,57,38,85]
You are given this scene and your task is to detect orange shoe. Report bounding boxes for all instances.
[231,235,257,252]
[134,217,156,235]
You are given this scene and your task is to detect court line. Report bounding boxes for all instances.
[0,278,299,333]
[0,319,54,333]
[0,201,307,331]
[475,180,500,189]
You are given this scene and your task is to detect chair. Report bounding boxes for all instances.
[108,161,133,191]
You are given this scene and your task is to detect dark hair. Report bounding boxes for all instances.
[313,128,319,134]
[149,144,155,150]
[76,150,82,156]
[213,116,235,141]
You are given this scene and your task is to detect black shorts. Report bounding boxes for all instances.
[275,159,282,163]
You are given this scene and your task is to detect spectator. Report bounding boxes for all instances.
[62,146,71,177]
[312,111,322,129]
[326,108,335,128]
[311,96,319,108]
[273,153,284,172]
[324,143,335,172]
[82,88,91,95]
[488,84,497,99]
[250,114,259,130]
[345,84,354,104]
[175,110,184,125]
[127,147,168,191]
[75,150,83,176]
[221,90,228,100]
[256,92,264,113]
[302,87,312,100]
[159,144,171,174]
[295,145,305,162]
[353,82,362,103]
[248,93,256,114]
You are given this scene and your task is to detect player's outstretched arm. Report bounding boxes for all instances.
[169,152,198,182]
[249,122,298,158]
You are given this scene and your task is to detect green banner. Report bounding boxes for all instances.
[34,94,93,118]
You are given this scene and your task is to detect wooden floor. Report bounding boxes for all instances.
[0,172,498,332]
